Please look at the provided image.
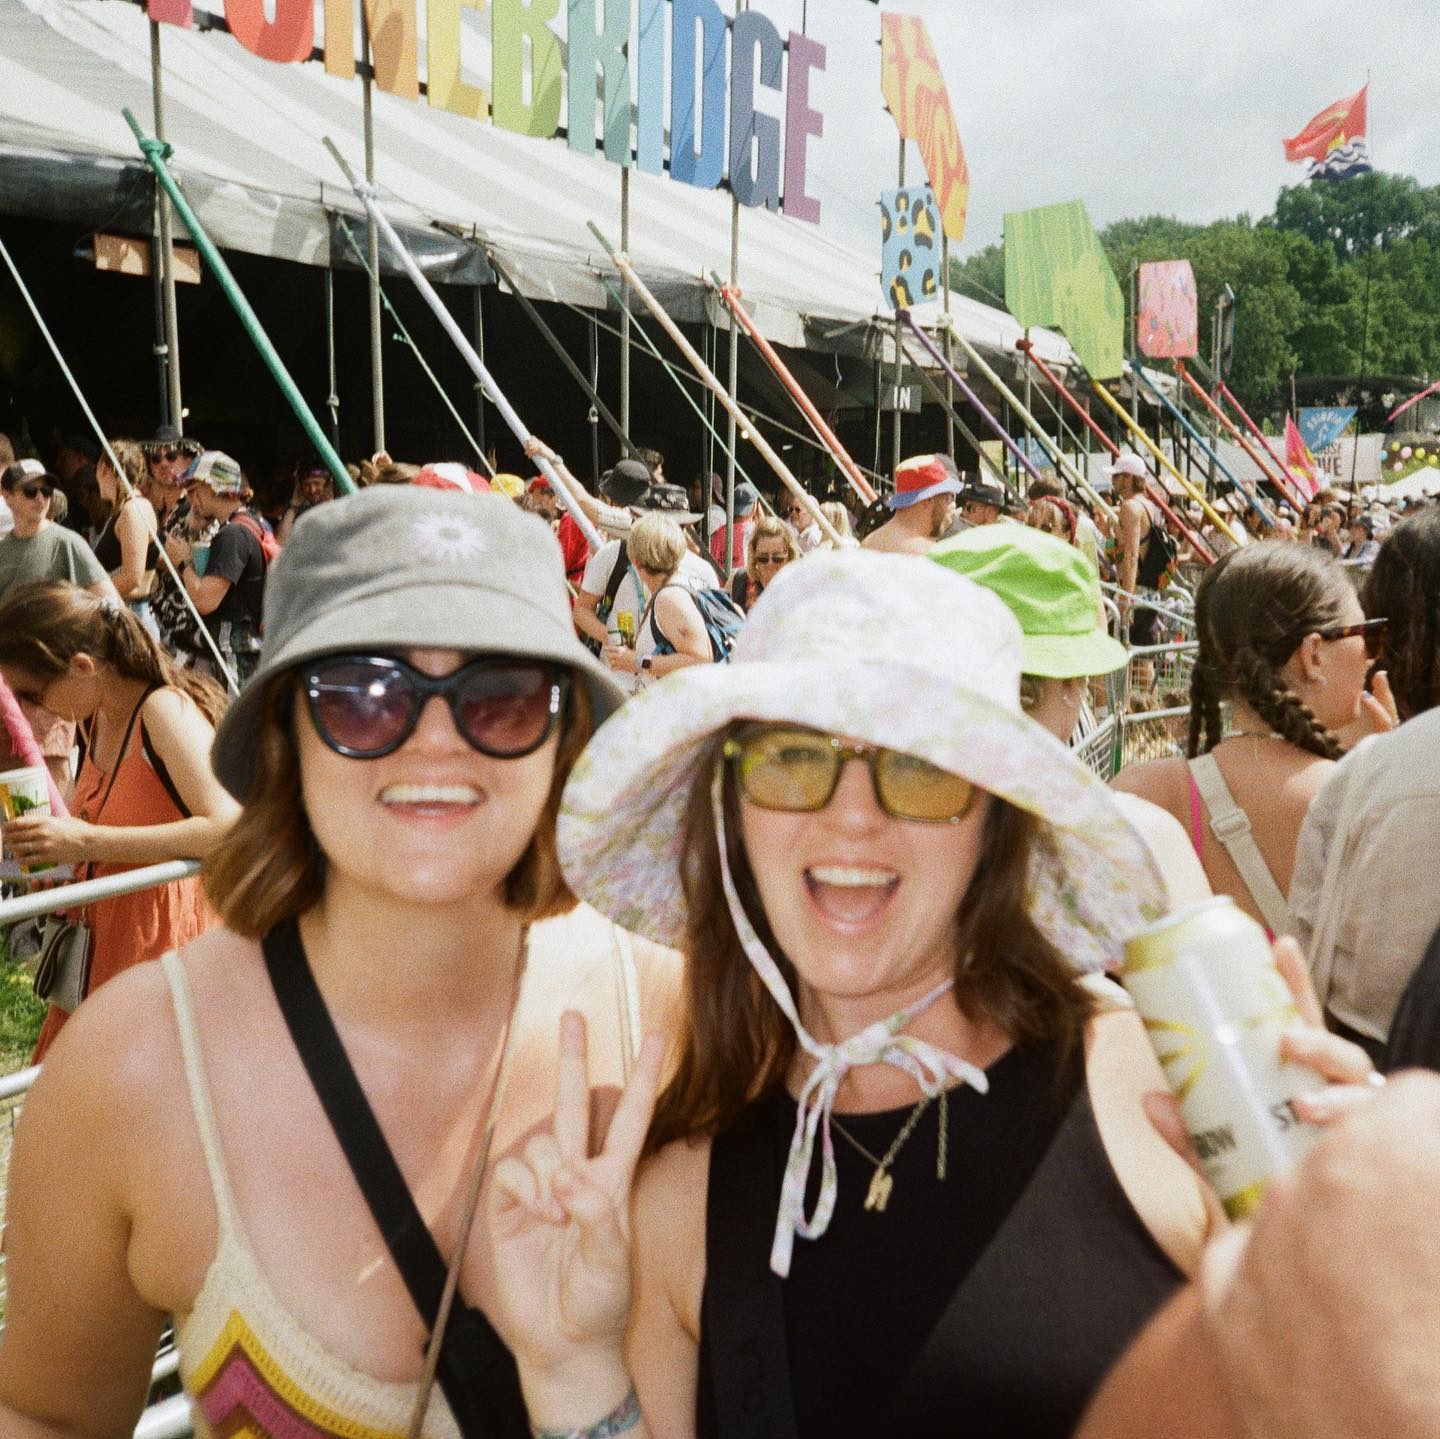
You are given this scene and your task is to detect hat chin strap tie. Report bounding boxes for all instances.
[710,766,989,1278]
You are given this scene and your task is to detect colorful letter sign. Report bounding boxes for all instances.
[1136,260,1198,359]
[880,15,969,245]
[151,0,828,221]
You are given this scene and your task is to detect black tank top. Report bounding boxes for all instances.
[696,1044,1182,1439]
[92,499,156,575]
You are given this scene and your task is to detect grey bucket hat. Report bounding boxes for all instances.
[211,486,628,799]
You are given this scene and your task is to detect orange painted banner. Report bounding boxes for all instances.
[879,14,968,245]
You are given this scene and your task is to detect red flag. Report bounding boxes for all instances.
[1285,416,1319,500]
[1283,85,1368,165]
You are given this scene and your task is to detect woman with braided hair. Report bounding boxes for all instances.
[1112,542,1395,933]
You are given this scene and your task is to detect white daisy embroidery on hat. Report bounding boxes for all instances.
[412,511,485,564]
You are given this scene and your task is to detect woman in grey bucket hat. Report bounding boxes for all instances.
[0,486,675,1438]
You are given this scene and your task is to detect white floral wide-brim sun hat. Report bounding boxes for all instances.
[558,551,1165,974]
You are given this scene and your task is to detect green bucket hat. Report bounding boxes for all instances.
[929,523,1130,679]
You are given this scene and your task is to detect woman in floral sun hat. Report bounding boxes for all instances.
[476,551,1224,1435]
[482,551,1379,1439]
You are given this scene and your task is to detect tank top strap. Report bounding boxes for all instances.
[159,950,244,1244]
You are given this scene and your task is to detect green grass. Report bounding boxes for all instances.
[0,930,45,1074]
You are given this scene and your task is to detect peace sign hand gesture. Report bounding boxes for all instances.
[487,1011,664,1425]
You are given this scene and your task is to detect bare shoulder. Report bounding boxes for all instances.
[139,682,208,735]
[19,929,256,1166]
[1110,755,1189,808]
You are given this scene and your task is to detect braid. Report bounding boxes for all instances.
[1187,658,1208,756]
[1232,647,1343,760]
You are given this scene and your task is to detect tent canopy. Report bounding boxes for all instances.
[0,0,1077,369]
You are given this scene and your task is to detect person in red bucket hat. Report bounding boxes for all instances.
[862,454,963,556]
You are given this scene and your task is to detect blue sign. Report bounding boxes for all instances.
[1299,407,1357,455]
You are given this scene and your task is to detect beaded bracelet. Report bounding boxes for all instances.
[531,1387,641,1439]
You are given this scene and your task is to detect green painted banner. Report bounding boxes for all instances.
[1004,200,1124,380]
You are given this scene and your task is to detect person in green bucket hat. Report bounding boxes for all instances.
[931,523,1211,910]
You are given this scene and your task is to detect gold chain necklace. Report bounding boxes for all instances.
[829,1088,949,1214]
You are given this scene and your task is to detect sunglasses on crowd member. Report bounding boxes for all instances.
[1316,617,1388,659]
[1,476,52,500]
[724,725,977,825]
[754,552,789,568]
[302,654,568,760]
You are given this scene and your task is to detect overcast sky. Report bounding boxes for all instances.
[773,0,1433,262]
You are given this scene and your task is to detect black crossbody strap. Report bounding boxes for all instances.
[261,920,528,1439]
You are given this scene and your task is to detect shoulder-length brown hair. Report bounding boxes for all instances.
[0,580,225,726]
[203,669,593,938]
[646,729,1095,1152]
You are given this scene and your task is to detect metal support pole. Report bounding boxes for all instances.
[901,314,1044,491]
[1019,339,1209,558]
[124,111,353,495]
[941,230,954,459]
[891,139,905,475]
[938,319,1113,519]
[725,198,740,580]
[1089,376,1242,545]
[473,286,487,460]
[324,264,340,448]
[326,138,601,545]
[589,221,843,547]
[620,166,632,436]
[148,220,168,423]
[363,35,385,454]
[150,21,183,432]
[1129,361,1276,526]
[712,276,875,504]
[483,247,636,457]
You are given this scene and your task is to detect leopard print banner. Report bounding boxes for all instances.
[880,14,969,245]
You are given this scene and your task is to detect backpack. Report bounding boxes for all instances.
[1136,500,1176,590]
[232,512,282,568]
[647,583,746,663]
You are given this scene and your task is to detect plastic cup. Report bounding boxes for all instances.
[0,766,56,875]
[191,542,211,577]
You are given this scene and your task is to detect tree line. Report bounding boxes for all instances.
[950,172,1440,422]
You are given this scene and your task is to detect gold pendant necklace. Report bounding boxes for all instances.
[830,1088,949,1214]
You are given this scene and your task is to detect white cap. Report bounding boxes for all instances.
[1105,453,1147,480]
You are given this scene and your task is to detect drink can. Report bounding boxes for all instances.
[615,612,636,648]
[1123,896,1325,1219]
[0,766,57,876]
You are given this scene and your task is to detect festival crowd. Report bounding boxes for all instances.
[0,416,1438,1439]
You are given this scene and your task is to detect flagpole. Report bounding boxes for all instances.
[1348,69,1375,506]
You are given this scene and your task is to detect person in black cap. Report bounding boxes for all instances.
[958,473,1009,528]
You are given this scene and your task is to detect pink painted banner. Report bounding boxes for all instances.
[1137,260,1198,360]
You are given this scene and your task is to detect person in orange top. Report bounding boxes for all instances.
[0,581,238,1058]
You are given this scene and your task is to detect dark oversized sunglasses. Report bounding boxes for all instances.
[302,655,568,760]
[1,478,51,499]
[1316,617,1388,660]
[724,725,976,825]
